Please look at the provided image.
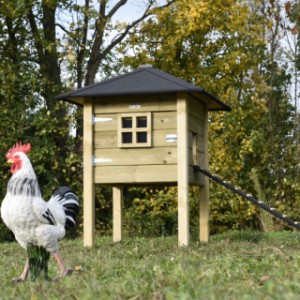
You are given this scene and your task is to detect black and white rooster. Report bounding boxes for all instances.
[1,142,79,281]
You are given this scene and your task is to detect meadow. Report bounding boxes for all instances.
[1,231,300,299]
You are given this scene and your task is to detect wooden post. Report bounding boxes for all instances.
[113,186,123,242]
[177,93,189,246]
[199,106,209,242]
[83,98,95,247]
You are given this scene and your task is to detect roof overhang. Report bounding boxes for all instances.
[57,67,231,112]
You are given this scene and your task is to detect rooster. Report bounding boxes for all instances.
[1,142,79,281]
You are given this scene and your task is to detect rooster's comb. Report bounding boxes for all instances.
[6,142,31,159]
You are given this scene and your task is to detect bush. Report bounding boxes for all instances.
[124,187,178,237]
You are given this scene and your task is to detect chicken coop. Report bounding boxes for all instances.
[57,65,230,247]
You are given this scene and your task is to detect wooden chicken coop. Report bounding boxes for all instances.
[57,65,230,247]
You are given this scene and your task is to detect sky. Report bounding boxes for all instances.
[111,0,166,22]
[112,1,146,22]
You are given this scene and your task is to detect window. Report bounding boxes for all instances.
[118,113,152,147]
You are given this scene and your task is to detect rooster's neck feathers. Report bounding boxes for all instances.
[8,176,41,197]
[8,153,41,197]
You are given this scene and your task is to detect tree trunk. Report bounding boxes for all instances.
[41,1,62,110]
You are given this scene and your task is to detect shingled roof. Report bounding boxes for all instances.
[57,65,231,111]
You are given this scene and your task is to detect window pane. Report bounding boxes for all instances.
[122,117,132,128]
[122,132,132,143]
[137,116,147,128]
[137,132,147,143]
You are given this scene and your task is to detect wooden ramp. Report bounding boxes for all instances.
[193,165,300,231]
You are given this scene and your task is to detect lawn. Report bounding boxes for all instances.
[1,231,300,299]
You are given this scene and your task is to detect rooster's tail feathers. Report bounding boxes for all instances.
[52,187,79,229]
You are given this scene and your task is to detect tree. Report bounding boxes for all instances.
[0,0,176,238]
[284,0,300,175]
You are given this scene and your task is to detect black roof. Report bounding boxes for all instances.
[57,66,231,111]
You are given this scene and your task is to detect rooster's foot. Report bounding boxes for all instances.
[12,259,29,283]
[52,267,73,281]
[62,266,73,277]
[12,276,27,283]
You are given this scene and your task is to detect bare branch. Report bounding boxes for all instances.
[77,0,90,88]
[26,6,44,64]
[85,0,176,84]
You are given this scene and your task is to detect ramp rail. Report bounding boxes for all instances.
[193,165,300,231]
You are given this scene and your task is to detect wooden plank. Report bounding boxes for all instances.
[94,111,177,132]
[83,99,95,247]
[153,111,177,130]
[188,132,205,152]
[188,115,204,136]
[94,147,177,166]
[94,131,117,148]
[199,105,209,242]
[94,164,177,184]
[113,186,123,242]
[188,94,205,118]
[94,114,117,132]
[153,130,178,147]
[177,93,189,246]
[94,129,178,149]
[94,95,176,113]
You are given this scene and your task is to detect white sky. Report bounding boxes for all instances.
[111,1,145,22]
[111,0,166,22]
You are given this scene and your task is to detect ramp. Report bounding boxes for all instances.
[193,165,300,231]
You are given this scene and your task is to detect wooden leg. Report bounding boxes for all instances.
[83,99,95,247]
[199,184,209,242]
[83,183,95,247]
[177,93,189,247]
[178,181,189,246]
[200,103,209,242]
[113,186,123,242]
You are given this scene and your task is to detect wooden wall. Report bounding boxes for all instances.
[93,95,178,184]
[92,93,206,186]
[187,94,206,186]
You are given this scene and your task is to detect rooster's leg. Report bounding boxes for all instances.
[53,249,73,279]
[13,259,29,282]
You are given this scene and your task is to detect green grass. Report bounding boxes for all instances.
[1,231,300,299]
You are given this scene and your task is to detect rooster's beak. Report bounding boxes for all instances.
[7,159,14,164]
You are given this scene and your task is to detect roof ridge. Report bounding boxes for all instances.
[145,68,203,91]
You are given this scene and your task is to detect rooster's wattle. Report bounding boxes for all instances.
[0,142,79,281]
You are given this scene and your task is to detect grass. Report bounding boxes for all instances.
[1,231,300,299]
